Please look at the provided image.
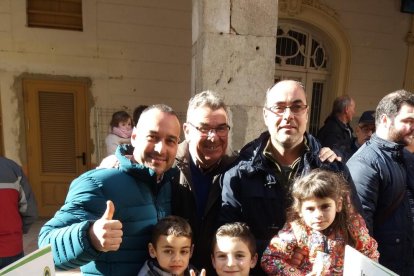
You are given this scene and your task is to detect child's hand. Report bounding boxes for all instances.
[286,247,308,267]
[190,268,206,276]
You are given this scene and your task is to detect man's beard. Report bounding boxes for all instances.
[388,124,414,146]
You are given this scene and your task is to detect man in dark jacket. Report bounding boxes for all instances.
[347,90,414,276]
[38,105,181,276]
[220,80,362,275]
[0,157,38,269]
[172,91,237,275]
[317,95,356,162]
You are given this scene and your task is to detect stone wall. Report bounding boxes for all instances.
[0,0,192,164]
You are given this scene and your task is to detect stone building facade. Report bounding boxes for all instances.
[0,0,413,216]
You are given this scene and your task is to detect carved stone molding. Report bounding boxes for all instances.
[279,0,338,20]
[279,0,302,16]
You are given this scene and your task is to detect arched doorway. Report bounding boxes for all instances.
[277,0,351,133]
[275,22,330,135]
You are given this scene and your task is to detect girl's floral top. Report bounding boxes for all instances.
[261,213,379,275]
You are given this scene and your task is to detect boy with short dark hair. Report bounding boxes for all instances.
[138,216,198,276]
[211,222,258,276]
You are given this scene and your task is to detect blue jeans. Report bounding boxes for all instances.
[0,252,24,269]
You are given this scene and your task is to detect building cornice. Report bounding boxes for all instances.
[279,0,339,20]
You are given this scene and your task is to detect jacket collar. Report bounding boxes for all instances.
[369,134,405,163]
[175,140,237,174]
[115,144,177,185]
[241,131,319,168]
[369,134,405,152]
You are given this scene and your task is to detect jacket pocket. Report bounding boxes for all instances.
[239,178,285,240]
[375,231,404,273]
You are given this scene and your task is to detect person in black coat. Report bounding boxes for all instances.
[317,95,356,162]
[220,80,361,275]
[347,90,414,276]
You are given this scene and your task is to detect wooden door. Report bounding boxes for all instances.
[23,79,90,217]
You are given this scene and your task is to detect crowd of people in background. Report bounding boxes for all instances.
[2,80,414,276]
[317,95,356,162]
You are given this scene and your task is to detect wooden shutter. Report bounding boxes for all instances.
[27,0,83,31]
[39,91,77,173]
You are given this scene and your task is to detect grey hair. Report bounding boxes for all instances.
[330,95,353,116]
[186,90,228,121]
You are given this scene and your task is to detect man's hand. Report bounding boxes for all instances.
[89,200,123,252]
[319,147,342,163]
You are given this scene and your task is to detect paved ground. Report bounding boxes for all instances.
[23,219,81,275]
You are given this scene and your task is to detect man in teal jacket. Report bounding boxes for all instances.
[38,104,181,276]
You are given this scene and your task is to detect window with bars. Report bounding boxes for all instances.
[309,82,324,135]
[27,0,83,31]
[276,26,327,70]
[275,24,329,134]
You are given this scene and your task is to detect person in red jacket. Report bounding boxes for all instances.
[0,156,38,269]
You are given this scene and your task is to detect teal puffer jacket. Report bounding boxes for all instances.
[38,146,175,276]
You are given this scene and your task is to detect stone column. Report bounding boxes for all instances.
[404,15,414,92]
[192,0,278,150]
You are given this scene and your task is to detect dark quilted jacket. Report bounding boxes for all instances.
[220,132,362,264]
[347,134,414,276]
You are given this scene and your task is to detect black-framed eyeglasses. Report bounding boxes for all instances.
[264,104,308,116]
[187,122,230,137]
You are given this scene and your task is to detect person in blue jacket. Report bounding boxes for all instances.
[38,104,181,276]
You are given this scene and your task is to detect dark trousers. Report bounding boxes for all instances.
[0,252,24,269]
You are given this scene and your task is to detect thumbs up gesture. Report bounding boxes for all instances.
[89,200,123,252]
